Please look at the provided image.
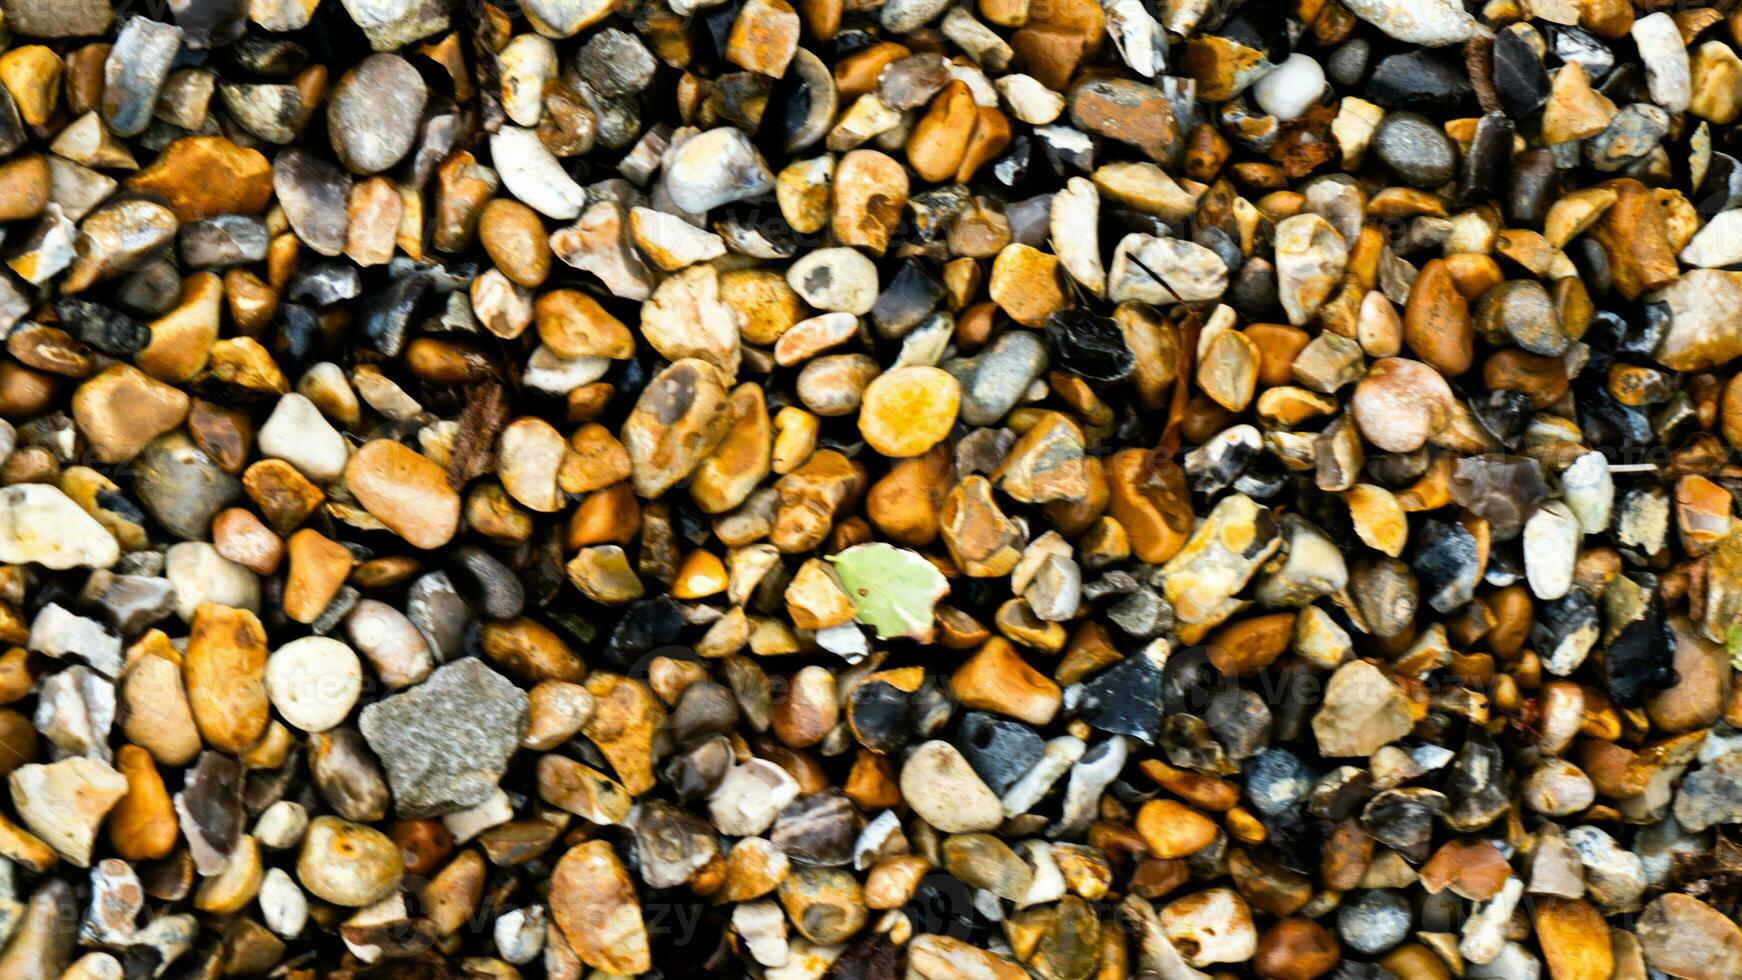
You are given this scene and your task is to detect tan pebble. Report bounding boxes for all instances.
[343,440,461,549]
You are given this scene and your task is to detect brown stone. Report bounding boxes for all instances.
[1403,259,1473,377]
[859,366,959,458]
[1541,62,1616,144]
[1587,179,1679,300]
[832,149,909,254]
[1136,799,1219,859]
[535,289,634,360]
[479,197,551,288]
[107,745,178,862]
[243,459,323,535]
[481,617,587,684]
[1253,917,1340,980]
[950,637,1061,725]
[726,0,802,77]
[908,81,978,183]
[1207,612,1297,677]
[183,603,270,755]
[692,383,772,514]
[1534,897,1613,980]
[343,440,461,550]
[71,365,190,465]
[940,475,1024,577]
[1106,449,1192,564]
[581,673,665,795]
[212,508,283,575]
[989,243,1069,327]
[139,272,223,383]
[0,154,47,222]
[127,137,274,221]
[282,528,355,625]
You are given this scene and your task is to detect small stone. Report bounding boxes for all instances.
[1106,234,1227,306]
[9,757,126,867]
[621,359,732,499]
[1254,54,1326,121]
[183,603,270,754]
[273,147,351,258]
[258,392,348,485]
[1524,500,1580,600]
[295,816,403,907]
[1274,213,1347,325]
[1635,894,1742,980]
[344,440,461,550]
[1313,660,1414,757]
[0,484,117,569]
[1068,77,1184,163]
[550,841,649,975]
[101,17,182,138]
[787,247,880,315]
[493,126,586,220]
[858,366,959,458]
[266,637,362,733]
[1632,13,1690,113]
[900,740,1004,832]
[1341,0,1485,45]
[327,54,426,174]
[1543,62,1617,144]
[665,127,775,213]
[1161,886,1258,967]
[1351,358,1455,453]
[359,658,529,817]
[1372,112,1457,187]
[727,0,801,77]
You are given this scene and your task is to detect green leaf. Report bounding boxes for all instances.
[828,543,949,642]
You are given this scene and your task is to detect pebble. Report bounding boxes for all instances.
[1341,0,1485,45]
[0,483,117,569]
[665,127,776,214]
[1636,894,1742,979]
[257,393,348,484]
[550,841,649,975]
[787,247,881,314]
[492,126,586,220]
[1313,660,1414,757]
[183,603,270,754]
[344,440,461,549]
[265,637,362,733]
[10,757,126,867]
[295,816,403,907]
[900,740,1004,832]
[1372,112,1457,187]
[1254,54,1326,121]
[101,17,182,138]
[360,658,528,817]
[1632,14,1691,113]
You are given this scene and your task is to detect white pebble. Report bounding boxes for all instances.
[254,800,309,850]
[1254,53,1326,121]
[260,867,309,939]
[1523,500,1580,600]
[257,392,349,484]
[266,636,363,733]
[164,541,261,622]
[1632,13,1691,113]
